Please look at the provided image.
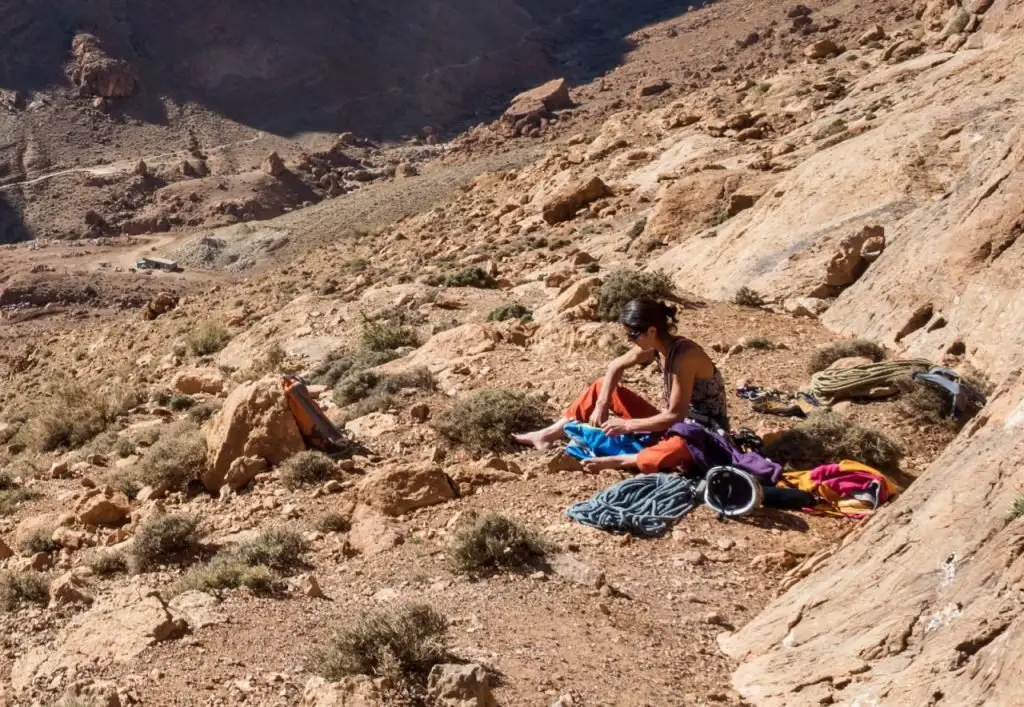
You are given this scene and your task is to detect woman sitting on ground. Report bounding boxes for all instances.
[514,296,729,473]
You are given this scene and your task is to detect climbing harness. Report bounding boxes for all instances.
[565,473,701,537]
[911,366,987,421]
[809,359,933,401]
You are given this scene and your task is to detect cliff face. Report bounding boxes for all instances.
[711,2,1024,704]
[0,0,688,136]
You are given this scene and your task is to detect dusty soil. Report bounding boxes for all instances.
[0,0,989,705]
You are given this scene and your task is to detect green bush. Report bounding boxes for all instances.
[448,513,550,575]
[334,367,435,412]
[0,571,50,610]
[309,603,448,682]
[733,286,765,308]
[764,411,903,472]
[433,267,497,289]
[434,389,548,453]
[488,303,533,323]
[1009,496,1024,521]
[279,451,338,490]
[137,422,207,491]
[172,528,308,596]
[88,550,130,576]
[0,487,40,517]
[807,339,886,374]
[130,513,201,572]
[187,320,231,356]
[232,527,308,573]
[360,320,420,353]
[19,526,58,555]
[595,270,675,322]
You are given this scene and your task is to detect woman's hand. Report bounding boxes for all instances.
[601,417,632,436]
[588,400,610,427]
[583,457,624,473]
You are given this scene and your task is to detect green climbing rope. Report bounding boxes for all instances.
[810,359,933,401]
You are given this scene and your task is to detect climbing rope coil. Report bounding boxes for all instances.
[565,473,700,537]
[809,359,933,401]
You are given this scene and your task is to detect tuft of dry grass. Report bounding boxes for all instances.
[88,550,130,576]
[488,303,532,322]
[22,379,143,452]
[433,389,549,453]
[0,571,50,610]
[172,527,308,596]
[807,339,886,374]
[733,286,765,308]
[447,512,550,575]
[130,513,201,572]
[595,270,675,322]
[18,526,58,555]
[309,603,449,684]
[360,320,420,353]
[895,377,957,428]
[764,411,903,472]
[1009,496,1024,521]
[279,451,338,490]
[312,511,350,533]
[187,320,231,356]
[137,422,207,491]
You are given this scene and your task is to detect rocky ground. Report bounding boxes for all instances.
[1,0,1021,705]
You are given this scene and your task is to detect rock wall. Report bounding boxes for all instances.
[715,3,1024,704]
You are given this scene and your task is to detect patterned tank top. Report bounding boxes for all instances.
[658,337,730,432]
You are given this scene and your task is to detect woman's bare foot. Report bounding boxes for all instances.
[513,422,566,450]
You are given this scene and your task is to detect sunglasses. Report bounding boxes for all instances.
[626,328,644,341]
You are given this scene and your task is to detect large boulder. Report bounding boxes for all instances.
[542,176,611,225]
[508,78,573,113]
[533,277,602,322]
[75,488,131,527]
[427,664,497,707]
[203,376,306,492]
[70,33,136,98]
[824,225,885,287]
[357,464,457,517]
[171,367,227,395]
[12,589,187,691]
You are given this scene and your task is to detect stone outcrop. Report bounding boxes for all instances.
[75,487,131,527]
[70,33,137,98]
[427,664,497,707]
[542,176,611,225]
[357,464,457,516]
[203,376,306,491]
[171,367,227,395]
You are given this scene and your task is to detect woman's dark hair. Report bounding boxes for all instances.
[618,297,677,337]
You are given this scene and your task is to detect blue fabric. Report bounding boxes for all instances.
[565,473,700,536]
[562,422,656,461]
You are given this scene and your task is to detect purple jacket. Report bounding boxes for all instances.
[667,422,781,485]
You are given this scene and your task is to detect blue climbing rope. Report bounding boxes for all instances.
[565,473,700,537]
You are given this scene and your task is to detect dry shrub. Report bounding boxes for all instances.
[895,377,957,428]
[309,603,448,684]
[447,512,550,575]
[187,320,231,356]
[429,267,497,289]
[743,336,773,350]
[1009,496,1024,521]
[312,512,350,533]
[733,286,765,308]
[334,367,435,407]
[130,513,201,572]
[279,451,338,490]
[173,527,307,596]
[488,303,532,322]
[18,525,58,555]
[0,571,49,610]
[360,320,420,353]
[595,270,675,321]
[764,411,903,472]
[0,486,40,517]
[310,349,399,389]
[23,379,142,452]
[88,550,130,576]
[433,389,549,453]
[137,422,207,491]
[807,339,886,374]
[187,400,221,423]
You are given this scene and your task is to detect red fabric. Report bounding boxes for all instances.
[564,378,660,421]
[565,379,691,474]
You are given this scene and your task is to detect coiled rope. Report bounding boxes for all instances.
[809,359,932,401]
[565,473,700,537]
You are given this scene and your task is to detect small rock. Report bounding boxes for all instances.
[410,403,431,423]
[682,550,706,566]
[297,574,325,599]
[805,39,840,59]
[261,151,286,177]
[637,78,670,97]
[75,487,131,527]
[0,537,12,559]
[784,297,830,318]
[49,572,94,607]
[716,538,736,551]
[858,25,886,45]
[427,663,497,707]
[549,553,605,589]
